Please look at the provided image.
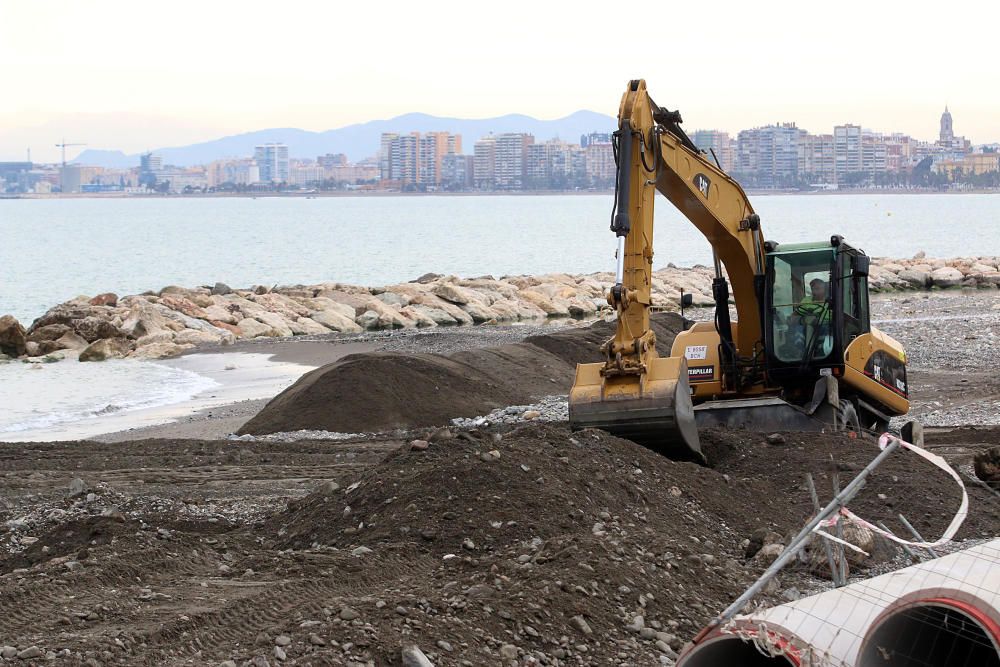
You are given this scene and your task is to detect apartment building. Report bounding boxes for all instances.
[494,133,534,189]
[254,143,290,183]
[690,130,736,173]
[797,133,835,184]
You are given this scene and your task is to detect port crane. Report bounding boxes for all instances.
[55,139,87,167]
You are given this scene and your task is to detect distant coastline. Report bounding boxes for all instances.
[4,187,1000,200]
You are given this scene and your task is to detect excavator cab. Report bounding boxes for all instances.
[767,244,837,367]
[764,237,871,388]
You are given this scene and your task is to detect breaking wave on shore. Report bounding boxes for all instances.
[0,359,218,437]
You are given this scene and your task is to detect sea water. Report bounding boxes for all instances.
[0,357,218,437]
[3,193,1000,324]
[2,192,999,439]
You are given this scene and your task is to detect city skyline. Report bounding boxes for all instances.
[5,102,997,195]
[2,0,1000,163]
[3,104,993,169]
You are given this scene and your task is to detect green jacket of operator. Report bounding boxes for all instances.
[795,279,832,323]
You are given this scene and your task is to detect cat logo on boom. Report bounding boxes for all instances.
[693,173,711,198]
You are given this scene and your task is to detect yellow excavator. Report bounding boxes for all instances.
[569,80,913,462]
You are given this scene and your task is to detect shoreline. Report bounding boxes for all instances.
[5,188,1000,201]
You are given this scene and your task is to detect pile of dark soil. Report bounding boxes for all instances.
[259,422,996,665]
[0,423,995,666]
[239,313,685,435]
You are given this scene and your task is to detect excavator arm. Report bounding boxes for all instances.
[569,79,767,461]
[613,79,767,388]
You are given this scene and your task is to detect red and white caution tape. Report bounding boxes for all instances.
[813,433,968,554]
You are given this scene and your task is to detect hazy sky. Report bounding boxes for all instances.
[2,0,997,162]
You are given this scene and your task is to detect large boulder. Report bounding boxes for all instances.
[974,446,1000,489]
[432,283,483,306]
[254,312,294,338]
[401,304,458,326]
[52,331,89,352]
[407,294,474,325]
[461,300,500,323]
[0,315,27,357]
[120,302,174,338]
[313,290,370,316]
[519,290,570,317]
[375,291,409,307]
[294,297,357,321]
[74,316,121,342]
[897,268,931,289]
[288,317,331,336]
[130,341,192,360]
[930,266,964,288]
[310,309,363,333]
[251,293,311,318]
[29,302,94,330]
[79,337,135,362]
[236,318,277,339]
[160,285,212,306]
[26,323,71,344]
[173,329,229,347]
[359,298,415,329]
[88,293,118,307]
[398,305,439,327]
[160,295,210,320]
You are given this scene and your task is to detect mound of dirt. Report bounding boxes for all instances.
[239,313,685,435]
[1,422,995,665]
[253,422,996,665]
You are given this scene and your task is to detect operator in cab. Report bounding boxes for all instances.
[792,278,832,354]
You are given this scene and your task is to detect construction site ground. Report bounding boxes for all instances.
[1,290,999,666]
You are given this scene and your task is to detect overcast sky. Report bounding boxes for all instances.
[2,0,997,163]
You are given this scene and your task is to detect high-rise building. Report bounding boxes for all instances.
[581,132,612,148]
[861,130,888,179]
[254,143,290,183]
[691,130,735,173]
[834,125,863,183]
[379,133,399,181]
[494,133,533,189]
[736,124,799,188]
[797,133,835,184]
[473,135,496,189]
[585,140,615,185]
[418,132,462,185]
[139,152,162,188]
[317,153,348,169]
[389,133,419,186]
[441,153,474,189]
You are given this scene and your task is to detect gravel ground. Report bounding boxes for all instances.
[872,289,1000,426]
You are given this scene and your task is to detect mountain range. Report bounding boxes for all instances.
[73,110,616,169]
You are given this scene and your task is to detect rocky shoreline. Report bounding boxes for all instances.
[1,253,999,364]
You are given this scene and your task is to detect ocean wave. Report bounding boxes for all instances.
[0,359,219,435]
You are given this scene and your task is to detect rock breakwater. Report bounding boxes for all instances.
[1,254,998,363]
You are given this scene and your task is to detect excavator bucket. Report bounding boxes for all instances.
[569,356,704,463]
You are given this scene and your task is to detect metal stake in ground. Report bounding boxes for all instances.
[830,459,849,585]
[806,473,842,586]
[877,520,919,562]
[898,513,940,559]
[694,437,903,641]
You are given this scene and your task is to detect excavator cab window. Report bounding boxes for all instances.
[766,249,835,365]
[841,251,871,340]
